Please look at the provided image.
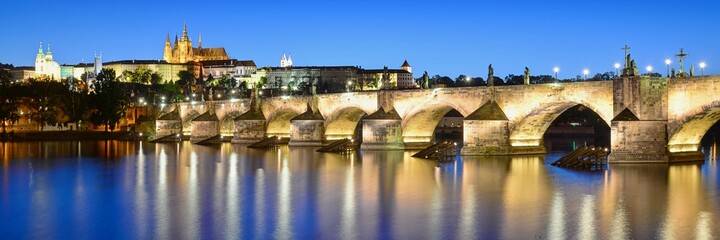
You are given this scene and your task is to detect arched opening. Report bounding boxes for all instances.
[220,111,242,137]
[700,121,720,161]
[182,110,200,136]
[668,106,720,154]
[402,102,465,148]
[543,105,610,152]
[509,102,610,152]
[266,108,300,139]
[324,107,368,141]
[434,109,464,143]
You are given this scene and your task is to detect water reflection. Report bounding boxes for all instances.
[0,141,719,239]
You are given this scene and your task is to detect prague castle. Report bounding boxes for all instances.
[163,24,229,64]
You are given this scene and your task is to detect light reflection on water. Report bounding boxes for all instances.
[0,140,718,239]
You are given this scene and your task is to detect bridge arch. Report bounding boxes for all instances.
[181,109,200,136]
[509,101,610,148]
[401,99,468,144]
[266,107,302,138]
[668,101,720,153]
[324,106,369,140]
[220,110,243,137]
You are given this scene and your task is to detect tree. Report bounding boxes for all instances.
[257,76,267,89]
[150,72,163,85]
[0,69,19,133]
[455,75,469,86]
[177,70,195,95]
[91,69,129,131]
[504,74,524,85]
[218,75,237,89]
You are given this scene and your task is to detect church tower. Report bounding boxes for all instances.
[401,60,412,73]
[177,23,193,63]
[163,34,172,62]
[287,53,293,67]
[45,44,54,61]
[280,52,288,67]
[35,42,46,74]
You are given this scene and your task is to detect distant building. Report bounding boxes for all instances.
[200,59,257,80]
[256,60,415,92]
[163,24,229,64]
[103,60,195,83]
[280,53,293,67]
[34,43,61,80]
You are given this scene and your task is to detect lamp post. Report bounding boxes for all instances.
[582,69,589,80]
[553,67,559,80]
[614,63,620,77]
[665,59,671,77]
[700,62,706,76]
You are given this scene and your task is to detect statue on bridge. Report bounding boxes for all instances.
[690,65,695,77]
[421,71,429,89]
[671,67,676,78]
[487,64,494,87]
[524,67,530,85]
[381,66,390,90]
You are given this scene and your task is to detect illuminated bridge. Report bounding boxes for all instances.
[154,75,720,163]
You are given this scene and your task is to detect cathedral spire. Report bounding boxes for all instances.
[181,22,189,41]
[198,33,202,49]
[38,42,44,55]
[166,33,171,43]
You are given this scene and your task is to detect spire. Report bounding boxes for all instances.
[166,33,171,43]
[181,22,188,41]
[198,33,202,48]
[287,53,293,66]
[47,43,52,54]
[37,42,44,55]
[174,34,179,48]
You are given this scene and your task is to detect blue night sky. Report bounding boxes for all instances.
[1,0,718,78]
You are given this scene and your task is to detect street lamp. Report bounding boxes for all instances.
[646,65,653,74]
[614,63,620,76]
[553,67,559,80]
[582,69,589,80]
[665,59,671,77]
[700,62,706,76]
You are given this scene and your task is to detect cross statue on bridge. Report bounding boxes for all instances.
[676,48,688,73]
[622,44,631,67]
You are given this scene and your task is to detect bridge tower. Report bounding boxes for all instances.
[609,53,669,162]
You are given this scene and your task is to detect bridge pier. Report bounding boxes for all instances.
[461,101,512,155]
[609,114,669,162]
[608,74,670,163]
[361,108,404,150]
[154,108,182,141]
[289,108,325,146]
[231,108,266,144]
[190,111,220,142]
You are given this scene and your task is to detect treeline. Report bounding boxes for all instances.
[0,66,257,133]
[0,68,131,132]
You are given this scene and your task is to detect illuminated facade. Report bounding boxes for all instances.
[258,60,415,92]
[103,60,195,83]
[34,43,61,80]
[163,24,229,64]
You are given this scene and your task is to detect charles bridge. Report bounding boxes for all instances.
[153,74,720,163]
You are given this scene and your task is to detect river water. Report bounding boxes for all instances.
[1,139,718,239]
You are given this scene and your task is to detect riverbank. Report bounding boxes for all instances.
[0,131,140,142]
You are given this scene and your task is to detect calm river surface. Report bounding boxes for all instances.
[1,139,719,239]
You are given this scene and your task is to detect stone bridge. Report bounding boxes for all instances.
[155,75,720,163]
